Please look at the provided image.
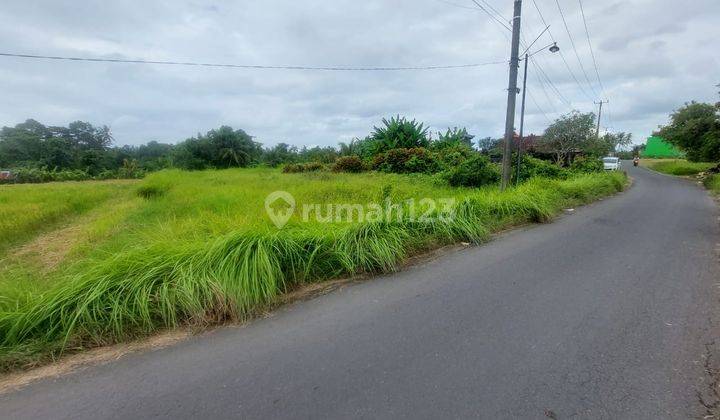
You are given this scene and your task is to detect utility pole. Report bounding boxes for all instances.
[515,53,529,185]
[594,99,608,138]
[500,0,523,191]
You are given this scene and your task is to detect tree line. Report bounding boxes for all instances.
[0,110,633,183]
[655,86,720,162]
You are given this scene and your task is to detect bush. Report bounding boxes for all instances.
[516,156,569,182]
[282,162,326,173]
[435,144,475,169]
[569,157,603,174]
[1,167,93,184]
[372,148,440,174]
[332,156,366,173]
[443,155,500,187]
[282,163,303,173]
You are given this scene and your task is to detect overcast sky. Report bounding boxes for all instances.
[1,0,718,148]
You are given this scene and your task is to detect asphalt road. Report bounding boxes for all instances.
[3,163,720,419]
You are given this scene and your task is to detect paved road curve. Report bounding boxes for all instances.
[3,164,720,419]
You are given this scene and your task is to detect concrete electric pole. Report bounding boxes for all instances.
[515,53,529,185]
[594,99,608,138]
[500,0,523,191]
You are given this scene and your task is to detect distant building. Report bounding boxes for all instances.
[0,170,13,180]
[641,136,684,158]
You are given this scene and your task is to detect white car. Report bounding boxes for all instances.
[603,157,621,171]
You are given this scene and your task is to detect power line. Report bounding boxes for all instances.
[527,89,553,124]
[530,0,594,102]
[577,0,605,94]
[475,0,507,23]
[433,0,481,11]
[553,0,598,97]
[0,52,506,71]
[530,56,572,108]
[469,0,511,31]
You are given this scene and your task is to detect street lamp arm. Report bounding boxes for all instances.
[520,42,560,60]
[520,25,551,56]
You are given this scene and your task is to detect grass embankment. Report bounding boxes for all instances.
[641,159,715,176]
[0,168,626,371]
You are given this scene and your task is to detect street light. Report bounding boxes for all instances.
[515,40,560,184]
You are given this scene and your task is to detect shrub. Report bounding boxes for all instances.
[372,147,440,174]
[332,156,366,173]
[435,144,475,169]
[3,167,93,184]
[517,156,569,182]
[569,157,603,174]
[282,163,304,173]
[443,155,500,187]
[304,162,325,172]
[282,162,326,173]
[369,116,430,154]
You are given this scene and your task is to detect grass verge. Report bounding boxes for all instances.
[0,169,626,371]
[642,159,715,176]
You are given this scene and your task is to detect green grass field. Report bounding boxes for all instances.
[0,167,626,371]
[642,159,715,176]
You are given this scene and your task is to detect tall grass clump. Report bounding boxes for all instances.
[0,169,626,371]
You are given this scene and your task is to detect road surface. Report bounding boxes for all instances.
[2,163,720,419]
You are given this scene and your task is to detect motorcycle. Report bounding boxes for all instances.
[633,157,639,167]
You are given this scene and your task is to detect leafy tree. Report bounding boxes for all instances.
[368,116,430,155]
[0,119,115,171]
[263,143,298,167]
[539,111,595,165]
[174,126,262,169]
[476,136,501,153]
[657,101,720,162]
[298,145,338,163]
[586,132,633,157]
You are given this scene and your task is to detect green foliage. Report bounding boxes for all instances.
[703,173,720,193]
[332,156,367,173]
[435,144,475,169]
[516,156,570,182]
[173,126,262,170]
[263,143,298,167]
[646,159,715,176]
[369,116,430,155]
[443,155,500,187]
[432,127,474,150]
[0,120,114,174]
[657,101,720,162]
[569,157,603,174]
[1,161,144,185]
[282,162,325,173]
[372,147,440,174]
[586,132,633,157]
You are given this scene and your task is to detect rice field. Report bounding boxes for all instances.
[0,167,626,371]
